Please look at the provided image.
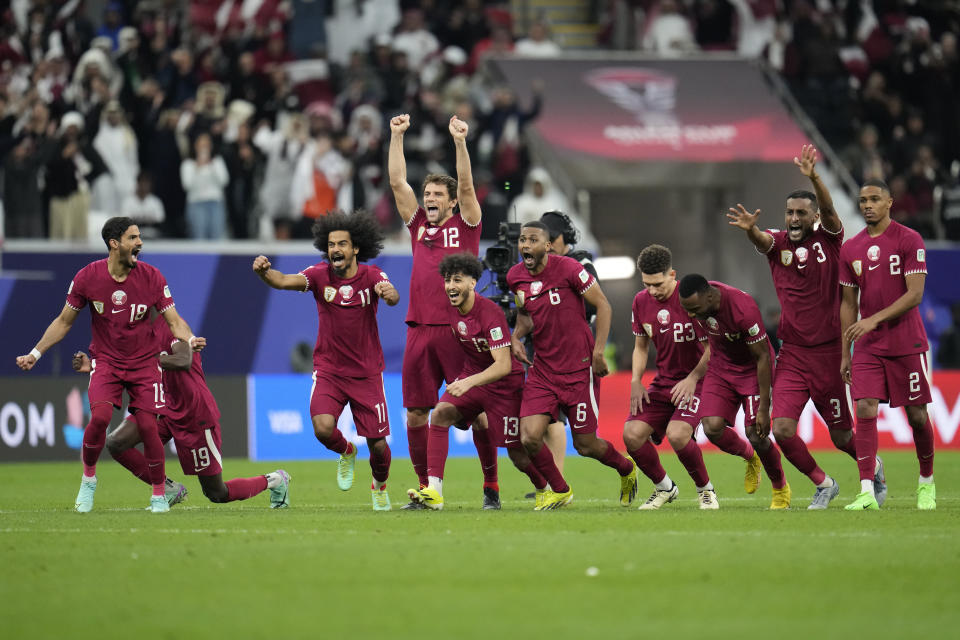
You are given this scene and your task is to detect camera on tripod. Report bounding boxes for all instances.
[483,221,521,325]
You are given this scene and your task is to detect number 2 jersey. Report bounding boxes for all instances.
[632,285,705,386]
[66,259,175,367]
[301,262,391,377]
[507,254,597,375]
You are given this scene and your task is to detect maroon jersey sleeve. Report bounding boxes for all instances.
[631,294,645,337]
[153,272,175,314]
[733,294,767,345]
[65,266,90,311]
[299,263,324,293]
[901,232,928,276]
[479,301,512,351]
[838,243,859,288]
[565,257,597,296]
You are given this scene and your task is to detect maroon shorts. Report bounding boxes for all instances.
[402,324,465,409]
[439,372,523,449]
[851,350,932,408]
[88,357,164,414]
[701,368,760,427]
[310,369,389,438]
[625,378,704,438]
[772,341,853,429]
[130,414,223,476]
[520,366,600,434]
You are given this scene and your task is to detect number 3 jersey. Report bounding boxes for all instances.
[301,262,390,377]
[65,259,175,367]
[507,254,597,374]
[445,294,523,378]
[839,220,929,356]
[763,225,843,347]
[632,286,705,385]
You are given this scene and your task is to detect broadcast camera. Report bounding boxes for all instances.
[483,221,521,324]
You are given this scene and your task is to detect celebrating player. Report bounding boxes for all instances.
[16,217,205,514]
[624,245,717,510]
[407,254,567,510]
[72,320,290,509]
[726,144,881,509]
[508,221,639,510]
[252,210,398,511]
[388,113,500,509]
[840,179,936,510]
[678,275,790,509]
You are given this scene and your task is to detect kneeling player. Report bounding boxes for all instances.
[408,254,567,510]
[73,321,290,508]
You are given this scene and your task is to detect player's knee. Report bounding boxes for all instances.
[622,424,645,450]
[701,419,724,440]
[520,433,540,454]
[431,404,458,427]
[906,408,928,430]
[368,437,387,456]
[407,408,430,427]
[507,447,529,469]
[771,420,795,441]
[666,431,689,451]
[572,438,595,457]
[829,429,852,448]
[105,433,123,455]
[202,484,229,503]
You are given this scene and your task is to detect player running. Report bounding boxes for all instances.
[72,320,290,509]
[726,144,882,509]
[253,210,398,511]
[16,217,205,514]
[388,113,499,509]
[840,179,936,510]
[508,221,639,510]
[678,275,790,509]
[624,245,717,510]
[407,254,567,510]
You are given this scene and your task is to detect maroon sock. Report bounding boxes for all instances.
[473,428,499,485]
[778,434,826,485]
[316,428,350,455]
[628,441,666,484]
[714,427,755,460]
[521,460,548,490]
[833,433,857,459]
[111,448,151,485]
[225,476,269,501]
[426,422,449,479]
[914,417,935,477]
[81,404,113,471]
[135,412,166,493]
[598,440,634,475]
[407,425,428,487]
[757,442,786,489]
[370,442,392,483]
[855,415,878,481]
[531,444,569,493]
[674,439,710,488]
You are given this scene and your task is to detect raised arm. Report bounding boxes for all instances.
[582,283,612,377]
[630,334,651,415]
[445,346,513,397]
[839,285,858,384]
[158,339,194,371]
[16,304,80,370]
[388,114,419,223]
[449,116,481,226]
[795,144,841,233]
[161,306,205,351]
[727,203,774,253]
[252,255,309,291]
[844,273,925,344]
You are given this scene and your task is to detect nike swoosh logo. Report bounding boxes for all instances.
[112,309,125,314]
[660,328,670,333]
[868,264,880,271]
[379,426,388,433]
[857,456,870,461]
[908,394,921,401]
[797,264,806,270]
[504,439,518,444]
[680,413,695,418]
[155,404,164,409]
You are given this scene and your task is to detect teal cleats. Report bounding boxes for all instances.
[164,478,188,506]
[75,477,97,513]
[269,469,291,509]
[917,482,936,510]
[844,490,880,511]
[371,487,391,511]
[149,495,170,513]
[337,446,357,491]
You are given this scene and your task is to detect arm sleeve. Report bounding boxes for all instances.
[569,259,597,296]
[299,265,320,294]
[155,273,175,313]
[838,246,858,288]
[902,231,928,276]
[737,297,768,345]
[65,270,87,310]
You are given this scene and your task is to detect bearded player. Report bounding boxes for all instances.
[253,210,398,511]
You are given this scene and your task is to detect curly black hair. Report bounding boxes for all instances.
[637,244,673,275]
[311,210,385,262]
[439,252,484,280]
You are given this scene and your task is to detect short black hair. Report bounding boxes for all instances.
[678,274,710,298]
[861,178,891,194]
[102,216,136,249]
[785,189,818,210]
[439,252,484,280]
[540,210,578,245]
[638,244,672,275]
[311,210,385,262]
[521,220,551,236]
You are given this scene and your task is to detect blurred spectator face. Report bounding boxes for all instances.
[104,5,122,28]
[528,22,549,42]
[31,101,50,128]
[270,68,287,90]
[401,9,425,32]
[391,51,409,72]
[532,179,545,198]
[136,173,153,197]
[865,71,885,94]
[267,34,286,57]
[314,133,333,155]
[890,175,907,197]
[907,113,924,136]
[860,125,878,150]
[492,87,515,108]
[173,49,193,73]
[491,27,513,50]
[942,33,957,58]
[454,100,473,122]
[660,0,680,15]
[916,145,935,167]
[13,137,35,160]
[194,133,212,158]
[239,53,256,75]
[105,103,123,126]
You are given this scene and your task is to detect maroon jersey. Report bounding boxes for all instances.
[632,286,704,384]
[154,322,220,429]
[446,294,523,377]
[507,254,597,374]
[764,225,843,347]
[839,221,929,356]
[406,206,481,326]
[301,262,390,377]
[65,259,175,366]
[696,281,770,375]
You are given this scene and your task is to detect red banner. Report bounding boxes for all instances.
[598,371,960,450]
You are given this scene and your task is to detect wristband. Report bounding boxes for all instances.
[30,348,42,361]
[188,335,197,348]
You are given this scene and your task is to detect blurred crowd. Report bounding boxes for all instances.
[0,0,560,242]
[601,0,960,240]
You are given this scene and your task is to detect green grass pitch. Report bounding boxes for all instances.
[2,451,959,639]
